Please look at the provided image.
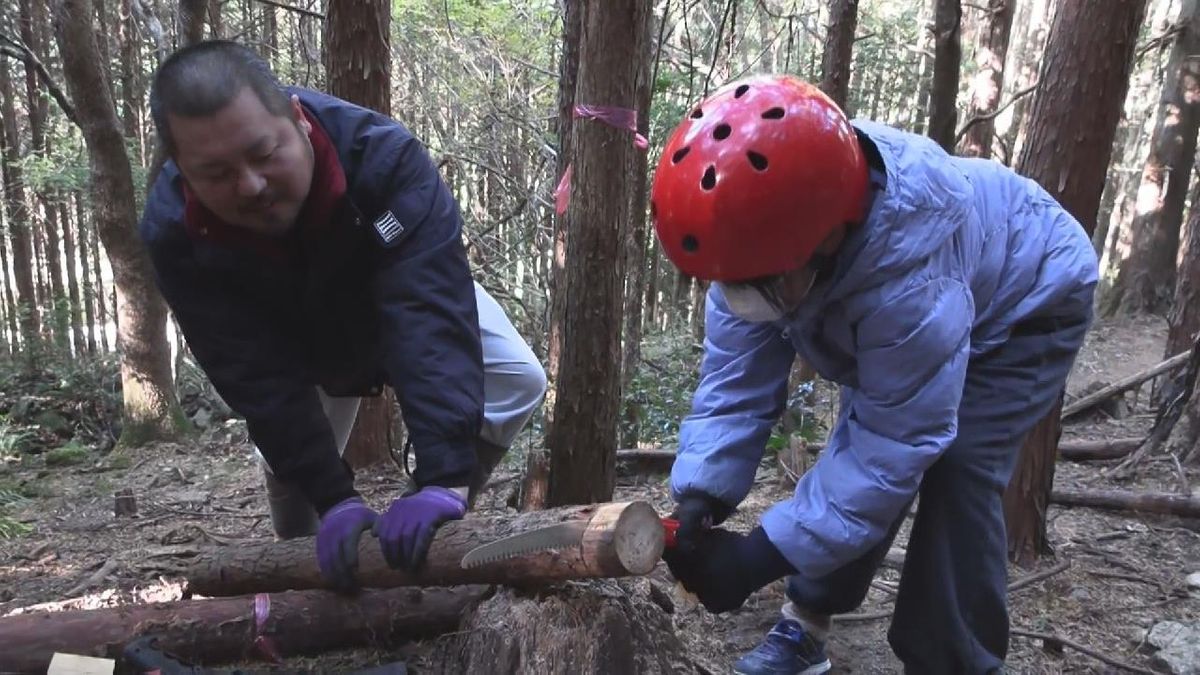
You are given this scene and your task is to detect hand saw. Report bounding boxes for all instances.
[459,516,680,568]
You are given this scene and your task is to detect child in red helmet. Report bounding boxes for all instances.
[653,74,1097,675]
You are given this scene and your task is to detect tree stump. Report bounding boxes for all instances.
[428,578,690,675]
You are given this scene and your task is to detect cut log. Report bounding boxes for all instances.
[188,501,665,597]
[427,580,690,674]
[1051,488,1200,519]
[1062,351,1191,419]
[0,586,486,674]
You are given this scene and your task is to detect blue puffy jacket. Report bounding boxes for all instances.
[139,88,483,514]
[670,121,1098,577]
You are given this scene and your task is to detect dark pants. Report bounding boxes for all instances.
[785,302,1093,674]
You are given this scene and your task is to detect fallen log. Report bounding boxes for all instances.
[615,437,1145,472]
[1062,351,1191,420]
[188,500,665,597]
[1051,488,1200,519]
[0,586,486,674]
[1056,437,1143,461]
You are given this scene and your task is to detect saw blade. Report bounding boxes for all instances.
[459,520,589,569]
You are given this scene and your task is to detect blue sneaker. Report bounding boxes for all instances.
[733,618,832,675]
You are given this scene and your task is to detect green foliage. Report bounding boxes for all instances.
[621,333,703,446]
[0,418,34,456]
[44,441,90,467]
[0,484,33,540]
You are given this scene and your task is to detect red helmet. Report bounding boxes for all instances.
[651,74,868,282]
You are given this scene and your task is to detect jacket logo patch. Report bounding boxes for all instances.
[374,210,405,243]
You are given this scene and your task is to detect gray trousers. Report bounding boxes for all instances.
[784,301,1093,673]
[262,282,547,537]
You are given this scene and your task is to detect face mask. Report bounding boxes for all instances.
[717,267,818,323]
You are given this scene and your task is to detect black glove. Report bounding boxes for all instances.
[663,526,796,614]
[670,492,735,554]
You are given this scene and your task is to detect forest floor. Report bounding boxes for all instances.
[1,313,1198,674]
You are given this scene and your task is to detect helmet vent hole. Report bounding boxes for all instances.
[762,107,785,120]
[690,107,704,119]
[701,165,717,190]
[672,146,691,164]
[650,200,657,219]
[734,84,750,98]
[713,124,732,140]
[682,235,699,252]
[747,151,769,171]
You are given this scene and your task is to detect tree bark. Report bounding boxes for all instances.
[55,0,187,445]
[819,0,859,109]
[546,1,648,506]
[1005,0,1148,564]
[1003,0,1055,165]
[0,586,485,674]
[188,501,665,596]
[89,199,110,353]
[76,193,98,354]
[323,0,394,467]
[545,0,583,438]
[957,0,1014,158]
[1167,181,1200,356]
[1106,0,1200,316]
[0,204,17,353]
[41,199,69,351]
[0,59,40,363]
[927,0,963,152]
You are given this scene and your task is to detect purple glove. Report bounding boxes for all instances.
[316,497,378,591]
[372,486,467,572]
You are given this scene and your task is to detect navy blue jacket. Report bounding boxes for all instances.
[139,88,484,514]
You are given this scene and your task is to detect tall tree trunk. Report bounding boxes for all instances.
[546,0,649,506]
[911,0,935,135]
[89,201,109,353]
[119,0,142,164]
[928,0,962,152]
[0,59,40,364]
[545,0,583,438]
[619,3,656,449]
[1005,0,1147,565]
[1004,0,1055,165]
[323,0,394,468]
[1105,0,1200,316]
[957,0,1014,158]
[1167,181,1200,356]
[819,0,858,109]
[55,0,187,445]
[179,0,206,44]
[61,201,86,355]
[0,199,17,353]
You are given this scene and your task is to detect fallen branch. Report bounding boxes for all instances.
[1113,333,1200,473]
[188,501,665,596]
[1010,627,1156,674]
[1051,488,1200,519]
[65,559,121,597]
[616,437,1146,472]
[837,558,1070,622]
[0,586,487,673]
[1063,351,1191,420]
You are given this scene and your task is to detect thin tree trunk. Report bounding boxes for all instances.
[55,0,187,444]
[546,1,649,507]
[545,0,583,439]
[1106,0,1200,316]
[928,0,962,152]
[61,201,86,355]
[119,0,142,162]
[323,0,394,468]
[0,59,40,365]
[1005,0,1055,165]
[42,199,69,351]
[1005,0,1148,565]
[958,0,1015,158]
[819,0,858,109]
[620,6,655,449]
[0,198,17,353]
[1167,181,1200,356]
[76,192,97,354]
[89,199,109,353]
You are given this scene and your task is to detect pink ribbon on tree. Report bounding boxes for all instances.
[554,103,649,215]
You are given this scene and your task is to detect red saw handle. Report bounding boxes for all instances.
[661,517,679,549]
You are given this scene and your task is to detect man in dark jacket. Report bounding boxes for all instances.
[140,40,546,590]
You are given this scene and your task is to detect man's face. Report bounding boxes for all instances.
[169,87,314,236]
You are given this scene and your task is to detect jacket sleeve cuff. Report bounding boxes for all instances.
[410,437,476,489]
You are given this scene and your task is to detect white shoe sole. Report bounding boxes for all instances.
[732,659,832,675]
